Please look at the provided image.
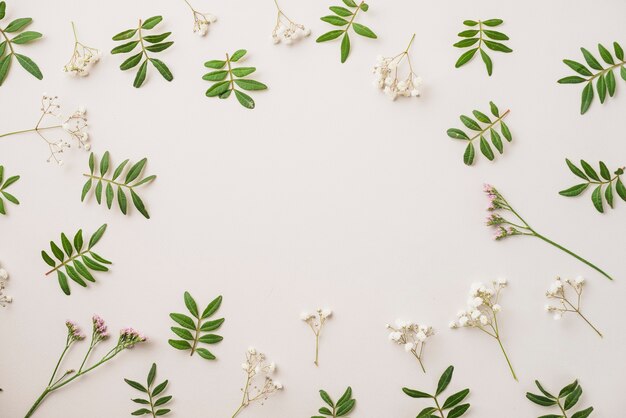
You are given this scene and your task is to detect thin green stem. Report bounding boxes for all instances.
[432,395,445,418]
[47,341,70,386]
[563,299,603,337]
[314,332,320,366]
[0,26,14,55]
[0,125,61,139]
[344,1,364,34]
[71,22,78,42]
[24,389,50,418]
[557,399,569,418]
[82,174,134,190]
[190,316,201,356]
[495,335,517,381]
[469,109,510,142]
[44,249,91,276]
[405,33,416,53]
[225,53,235,92]
[147,385,157,418]
[587,60,626,82]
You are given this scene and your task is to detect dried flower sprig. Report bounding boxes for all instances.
[168,292,224,360]
[484,184,614,280]
[373,34,422,100]
[41,224,111,295]
[271,0,310,44]
[64,22,100,76]
[232,347,283,418]
[526,379,593,418]
[0,264,11,307]
[559,159,626,213]
[182,0,216,36]
[111,16,174,88]
[204,49,268,109]
[545,276,602,338]
[0,165,19,215]
[450,279,517,380]
[312,387,356,418]
[301,308,332,366]
[0,95,90,165]
[81,152,156,219]
[386,320,434,373]
[316,0,377,63]
[0,1,43,85]
[124,363,172,417]
[25,317,146,418]
[447,102,512,165]
[403,366,471,418]
[454,19,512,76]
[558,42,626,114]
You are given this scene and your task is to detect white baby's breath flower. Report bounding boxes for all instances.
[543,276,601,337]
[0,265,12,307]
[373,34,422,100]
[233,348,282,416]
[271,1,309,45]
[385,319,434,372]
[64,23,100,77]
[302,307,332,366]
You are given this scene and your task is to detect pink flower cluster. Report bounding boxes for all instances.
[118,327,147,349]
[92,315,109,340]
[65,320,85,341]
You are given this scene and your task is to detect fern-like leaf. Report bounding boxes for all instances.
[403,366,471,418]
[168,292,224,360]
[0,164,20,215]
[526,379,593,418]
[560,158,625,213]
[125,363,172,417]
[312,387,356,418]
[558,42,626,114]
[81,151,156,219]
[453,19,512,76]
[446,101,512,165]
[41,224,111,295]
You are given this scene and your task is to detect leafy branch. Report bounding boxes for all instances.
[168,292,224,360]
[316,0,377,63]
[111,16,173,88]
[312,387,356,418]
[558,42,626,114]
[447,101,512,165]
[526,379,593,418]
[0,164,19,215]
[454,19,511,76]
[560,159,626,213]
[81,151,156,219]
[125,363,172,417]
[40,224,111,295]
[0,1,43,85]
[403,366,470,418]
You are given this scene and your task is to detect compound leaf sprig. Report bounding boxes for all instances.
[558,42,626,114]
[560,159,626,213]
[454,19,511,76]
[0,164,20,215]
[124,363,172,417]
[447,101,512,165]
[403,366,471,418]
[41,224,111,295]
[168,292,224,360]
[0,1,43,85]
[111,16,174,88]
[311,387,356,418]
[316,0,377,63]
[526,379,593,418]
[203,49,267,109]
[81,151,156,219]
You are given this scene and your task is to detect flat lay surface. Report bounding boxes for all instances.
[0,0,625,417]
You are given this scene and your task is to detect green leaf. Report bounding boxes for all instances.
[143,32,171,43]
[526,393,557,406]
[184,291,199,317]
[99,151,110,176]
[591,185,604,213]
[133,60,148,88]
[126,159,147,183]
[198,334,223,344]
[580,160,600,181]
[563,60,593,77]
[231,67,256,77]
[336,387,352,406]
[88,224,107,249]
[572,407,594,418]
[463,142,475,165]
[596,75,606,103]
[598,43,614,64]
[0,54,11,86]
[490,101,500,117]
[359,3,369,11]
[155,409,170,416]
[599,161,611,180]
[442,389,470,409]
[316,30,344,42]
[233,79,267,91]
[154,396,172,407]
[447,128,469,140]
[559,183,589,197]
[616,178,626,200]
[5,18,32,33]
[581,47,603,70]
[50,241,64,261]
[234,90,255,109]
[170,326,194,340]
[480,49,493,75]
[1,191,18,205]
[558,75,587,84]
[41,251,56,267]
[131,399,150,405]
[336,399,355,416]
[483,40,512,53]
[0,2,5,20]
[417,407,437,418]
[125,379,147,393]
[168,339,192,350]
[606,70,616,97]
[436,366,454,396]
[447,404,470,418]
[580,82,594,114]
[147,363,156,386]
[120,53,143,70]
[11,31,42,44]
[131,189,150,218]
[196,348,216,360]
[153,381,168,396]
[480,136,494,160]
[131,409,151,416]
[111,41,139,54]
[202,295,223,318]
[342,0,357,7]
[82,255,108,271]
[204,60,226,69]
[463,20,478,26]
[321,15,348,26]
[319,390,334,407]
[455,48,478,68]
[112,29,137,41]
[199,318,224,332]
[230,49,247,62]
[206,80,230,97]
[15,54,42,79]
[330,6,352,17]
[473,110,491,123]
[402,388,431,398]
[605,183,614,208]
[453,38,479,48]
[118,187,128,214]
[352,23,377,39]
[169,313,196,329]
[142,16,163,30]
[615,42,625,61]
[458,30,479,37]
[490,128,503,153]
[146,42,173,53]
[482,19,503,26]
[73,260,95,282]
[203,70,228,81]
[460,115,481,130]
[340,33,350,63]
[564,385,583,410]
[565,159,588,180]
[58,271,70,295]
[483,30,509,40]
[61,233,73,257]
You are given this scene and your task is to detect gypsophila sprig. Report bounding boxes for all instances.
[402,366,471,418]
[545,276,602,338]
[25,317,146,418]
[386,320,434,373]
[271,0,310,44]
[373,34,422,100]
[558,42,626,114]
[81,152,156,219]
[560,159,626,213]
[232,347,283,418]
[0,165,19,215]
[484,184,614,280]
[0,95,90,165]
[182,0,216,36]
[301,308,332,366]
[312,387,356,418]
[203,49,268,109]
[168,292,224,360]
[450,279,517,380]
[447,102,512,165]
[0,263,12,307]
[111,16,173,88]
[0,1,43,85]
[526,379,594,418]
[316,0,377,63]
[454,19,512,76]
[64,22,100,76]
[124,363,172,417]
[41,224,111,295]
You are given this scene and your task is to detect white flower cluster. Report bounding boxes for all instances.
[64,24,100,77]
[0,264,11,307]
[233,347,282,416]
[192,11,217,36]
[301,308,332,366]
[272,19,310,45]
[373,55,423,100]
[39,95,90,165]
[450,279,507,330]
[386,320,434,372]
[544,276,602,337]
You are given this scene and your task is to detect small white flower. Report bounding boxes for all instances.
[471,297,484,308]
[248,346,256,355]
[449,321,458,329]
[403,342,414,352]
[416,331,427,342]
[274,381,283,390]
[389,331,402,341]
[575,276,585,285]
[459,316,469,327]
[479,315,489,325]
[321,309,332,319]
[241,362,249,370]
[492,304,501,312]
[0,269,8,281]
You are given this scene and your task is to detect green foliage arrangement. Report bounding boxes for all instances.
[526,379,593,418]
[124,363,172,417]
[0,164,19,215]
[560,159,625,213]
[403,366,470,418]
[312,387,356,418]
[454,19,511,75]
